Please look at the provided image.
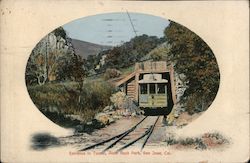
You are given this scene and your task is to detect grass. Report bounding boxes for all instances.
[119,66,134,75]
[27,80,115,128]
[165,132,229,150]
[84,66,134,82]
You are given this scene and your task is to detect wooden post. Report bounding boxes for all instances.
[122,83,126,93]
[134,72,139,102]
[170,64,177,105]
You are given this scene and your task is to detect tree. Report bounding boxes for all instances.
[103,34,165,70]
[54,27,66,40]
[148,42,171,62]
[25,27,86,86]
[164,21,220,114]
[26,35,49,85]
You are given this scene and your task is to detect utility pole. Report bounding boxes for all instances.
[126,10,137,37]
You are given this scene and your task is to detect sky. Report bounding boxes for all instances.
[63,12,170,46]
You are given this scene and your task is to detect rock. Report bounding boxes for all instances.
[108,117,115,124]
[103,105,115,113]
[103,106,111,112]
[112,115,122,120]
[86,121,92,125]
[94,110,118,126]
[65,114,84,121]
[94,113,110,125]
[91,119,105,129]
[110,92,142,117]
[109,105,114,111]
[115,109,123,116]
[107,111,115,116]
[95,116,115,126]
[75,125,85,133]
[131,112,137,117]
[43,106,60,114]
[94,113,106,119]
[74,119,105,134]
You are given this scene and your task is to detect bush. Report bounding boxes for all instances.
[165,135,178,145]
[185,94,209,115]
[103,68,121,80]
[110,91,127,109]
[79,81,115,111]
[27,81,115,128]
[165,132,229,150]
[110,91,139,115]
[27,82,78,112]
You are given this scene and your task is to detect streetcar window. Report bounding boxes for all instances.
[140,84,147,94]
[157,83,166,94]
[149,84,156,94]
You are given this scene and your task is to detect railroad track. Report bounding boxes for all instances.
[79,116,160,153]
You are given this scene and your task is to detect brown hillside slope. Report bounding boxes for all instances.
[71,39,112,59]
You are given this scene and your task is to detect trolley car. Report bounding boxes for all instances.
[138,73,174,116]
[115,61,176,116]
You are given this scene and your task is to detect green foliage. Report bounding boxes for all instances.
[53,27,66,39]
[165,135,178,145]
[164,21,220,114]
[146,42,171,62]
[165,132,229,150]
[103,34,165,70]
[25,27,86,86]
[85,55,100,71]
[57,54,86,82]
[79,81,115,111]
[27,81,115,128]
[28,82,77,110]
[119,66,134,75]
[165,136,207,150]
[82,35,165,75]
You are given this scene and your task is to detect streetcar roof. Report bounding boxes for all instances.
[139,73,168,83]
[138,80,168,84]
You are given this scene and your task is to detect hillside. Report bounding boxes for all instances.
[71,39,112,59]
[97,34,166,70]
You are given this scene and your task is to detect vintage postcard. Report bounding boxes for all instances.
[0,0,249,162]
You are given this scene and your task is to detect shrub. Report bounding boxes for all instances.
[110,91,126,109]
[165,132,229,150]
[165,135,178,145]
[110,91,138,114]
[103,68,121,80]
[27,82,78,112]
[27,81,115,128]
[79,81,115,112]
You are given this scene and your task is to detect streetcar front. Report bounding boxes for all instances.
[138,74,169,116]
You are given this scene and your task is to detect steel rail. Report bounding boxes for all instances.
[116,126,152,152]
[79,116,147,151]
[101,116,148,153]
[116,116,160,152]
[141,116,160,150]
